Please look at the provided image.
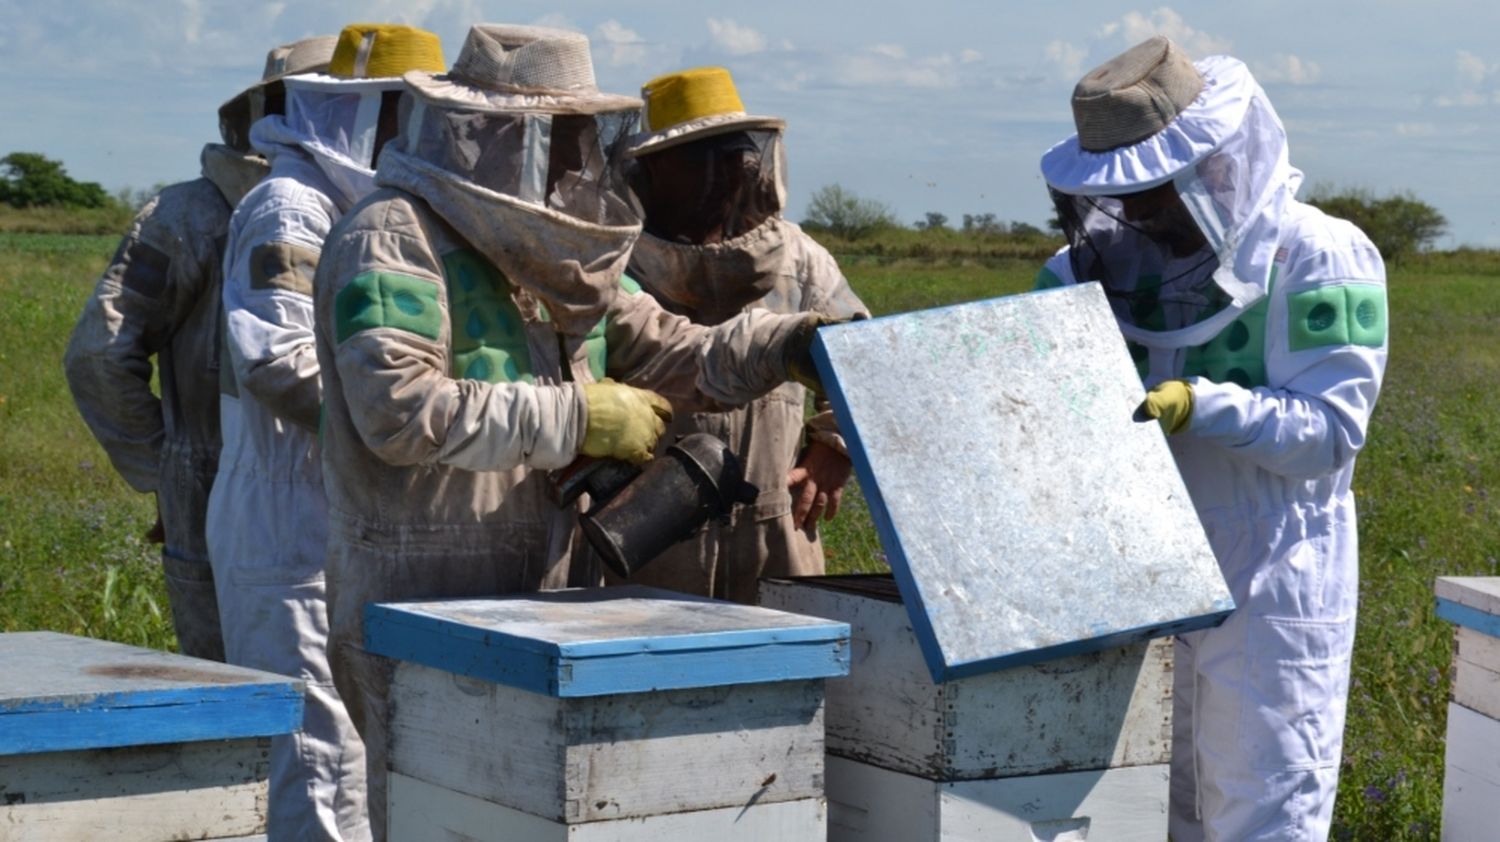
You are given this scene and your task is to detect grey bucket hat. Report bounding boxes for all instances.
[218,36,339,149]
[404,24,641,115]
[1071,36,1205,152]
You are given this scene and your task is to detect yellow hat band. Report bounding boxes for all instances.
[642,67,746,132]
[329,24,445,79]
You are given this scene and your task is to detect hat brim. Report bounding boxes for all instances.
[404,71,643,116]
[625,111,786,158]
[1041,56,1254,196]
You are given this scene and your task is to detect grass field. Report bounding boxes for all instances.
[3,231,1497,839]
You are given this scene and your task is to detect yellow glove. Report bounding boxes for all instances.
[1134,379,1194,435]
[581,379,674,464]
[785,313,864,395]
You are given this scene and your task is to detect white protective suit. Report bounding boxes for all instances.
[64,143,265,661]
[1038,55,1387,841]
[207,73,398,842]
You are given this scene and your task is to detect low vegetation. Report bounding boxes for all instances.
[3,201,1496,838]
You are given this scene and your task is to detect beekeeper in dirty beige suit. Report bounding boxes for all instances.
[613,66,868,603]
[312,25,835,839]
[63,36,337,662]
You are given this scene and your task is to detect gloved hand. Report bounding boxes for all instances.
[1134,379,1194,435]
[582,379,674,464]
[784,313,862,395]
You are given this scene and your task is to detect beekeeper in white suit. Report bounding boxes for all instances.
[208,23,444,841]
[1036,36,1387,841]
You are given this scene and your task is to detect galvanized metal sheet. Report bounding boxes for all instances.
[813,283,1233,682]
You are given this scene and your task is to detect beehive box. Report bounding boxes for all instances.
[1435,576,1500,841]
[761,576,1172,841]
[366,586,849,841]
[764,285,1234,840]
[0,631,304,841]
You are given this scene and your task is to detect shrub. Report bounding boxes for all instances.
[803,183,898,240]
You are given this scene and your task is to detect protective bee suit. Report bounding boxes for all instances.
[207,24,444,842]
[311,26,823,840]
[614,67,868,603]
[62,37,336,662]
[1037,37,1386,841]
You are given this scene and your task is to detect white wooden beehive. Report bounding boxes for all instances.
[761,575,1172,841]
[365,585,850,841]
[1436,576,1500,841]
[0,631,304,841]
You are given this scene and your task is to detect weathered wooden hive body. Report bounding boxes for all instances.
[0,631,304,841]
[1436,576,1500,840]
[758,285,1235,840]
[366,585,850,841]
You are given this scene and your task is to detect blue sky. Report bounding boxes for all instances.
[3,1,1498,246]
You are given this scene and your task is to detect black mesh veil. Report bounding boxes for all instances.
[625,129,783,244]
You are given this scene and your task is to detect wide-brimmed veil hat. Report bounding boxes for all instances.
[403,24,641,114]
[1041,36,1257,196]
[218,36,338,149]
[1040,35,1303,350]
[625,67,785,157]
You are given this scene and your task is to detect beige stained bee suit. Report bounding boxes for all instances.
[63,143,266,661]
[310,24,820,840]
[622,222,867,602]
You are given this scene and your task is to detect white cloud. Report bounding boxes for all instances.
[594,19,648,67]
[1115,8,1231,58]
[1254,53,1322,85]
[831,46,961,89]
[706,18,766,56]
[1456,50,1490,86]
[959,48,983,64]
[1394,122,1438,137]
[1044,40,1086,79]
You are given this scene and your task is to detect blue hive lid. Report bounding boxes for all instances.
[365,585,850,697]
[0,632,304,755]
[812,283,1234,683]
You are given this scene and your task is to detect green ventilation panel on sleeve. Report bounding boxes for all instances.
[1288,284,1387,352]
[443,250,535,384]
[335,271,442,343]
[1034,266,1065,291]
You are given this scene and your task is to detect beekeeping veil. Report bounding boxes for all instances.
[377,24,646,336]
[1041,36,1302,349]
[622,67,791,324]
[217,36,340,153]
[249,24,445,209]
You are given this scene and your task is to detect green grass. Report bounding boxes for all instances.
[3,226,1498,839]
[0,233,172,649]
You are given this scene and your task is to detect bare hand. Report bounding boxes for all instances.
[787,441,853,532]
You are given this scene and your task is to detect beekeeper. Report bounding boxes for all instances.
[63,36,338,662]
[207,23,444,841]
[1036,36,1387,841]
[311,25,835,839]
[612,66,869,603]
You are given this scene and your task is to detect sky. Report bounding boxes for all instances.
[3,1,1498,247]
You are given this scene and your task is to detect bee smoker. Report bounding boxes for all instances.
[548,433,757,579]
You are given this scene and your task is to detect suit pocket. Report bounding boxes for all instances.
[1238,613,1354,771]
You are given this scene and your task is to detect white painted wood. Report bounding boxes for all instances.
[825,755,1169,841]
[759,579,1173,779]
[1456,625,1500,674]
[1446,702,1500,786]
[1453,647,1500,721]
[1437,577,1500,619]
[0,737,271,841]
[389,661,826,823]
[388,772,826,841]
[1442,763,1500,842]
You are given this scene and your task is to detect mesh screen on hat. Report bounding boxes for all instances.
[403,102,641,227]
[626,129,783,245]
[285,81,407,172]
[1050,89,1294,346]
